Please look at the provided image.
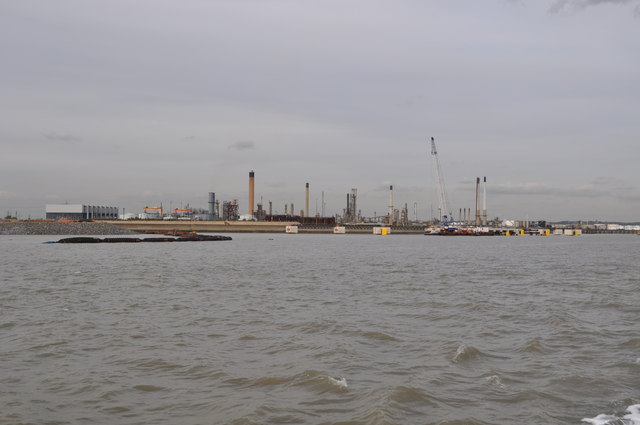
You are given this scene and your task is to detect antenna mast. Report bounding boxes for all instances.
[430,137,452,224]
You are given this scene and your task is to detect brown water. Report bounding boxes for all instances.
[1,234,638,425]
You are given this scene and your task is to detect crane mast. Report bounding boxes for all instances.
[430,137,453,225]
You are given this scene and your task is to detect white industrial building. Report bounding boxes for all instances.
[45,204,119,220]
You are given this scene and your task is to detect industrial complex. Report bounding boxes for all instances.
[36,137,638,236]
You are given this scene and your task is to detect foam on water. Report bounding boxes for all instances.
[582,404,640,425]
[485,374,507,389]
[327,376,348,390]
[452,344,483,363]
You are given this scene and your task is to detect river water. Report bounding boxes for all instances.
[1,233,638,425]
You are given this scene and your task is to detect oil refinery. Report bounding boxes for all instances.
[37,137,639,236]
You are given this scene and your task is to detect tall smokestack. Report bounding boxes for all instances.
[482,176,487,226]
[475,177,481,226]
[208,192,216,220]
[269,200,272,216]
[388,185,394,226]
[248,171,255,216]
[305,183,309,218]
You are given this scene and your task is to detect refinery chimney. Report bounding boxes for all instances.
[482,176,487,226]
[208,192,216,220]
[305,183,309,217]
[388,185,394,226]
[475,177,481,226]
[248,171,255,216]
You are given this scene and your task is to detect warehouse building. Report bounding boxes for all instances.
[45,204,119,220]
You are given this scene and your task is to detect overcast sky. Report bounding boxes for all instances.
[1,0,639,221]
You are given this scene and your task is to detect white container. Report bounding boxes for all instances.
[285,225,299,234]
[333,226,346,234]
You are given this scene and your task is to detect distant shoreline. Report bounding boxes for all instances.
[1,220,636,236]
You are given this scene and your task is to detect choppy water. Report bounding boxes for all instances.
[1,233,638,425]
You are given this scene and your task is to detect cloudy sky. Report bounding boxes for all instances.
[1,0,639,221]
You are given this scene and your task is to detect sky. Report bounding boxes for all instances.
[1,0,639,222]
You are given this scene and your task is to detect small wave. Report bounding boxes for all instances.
[361,331,399,342]
[620,338,640,348]
[387,385,439,407]
[133,384,166,392]
[327,376,348,389]
[452,344,481,363]
[298,371,348,393]
[516,337,548,354]
[251,375,293,387]
[484,374,507,389]
[582,404,640,425]
[231,370,348,393]
[239,335,257,341]
[451,343,508,363]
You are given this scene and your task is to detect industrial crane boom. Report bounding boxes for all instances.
[430,137,453,224]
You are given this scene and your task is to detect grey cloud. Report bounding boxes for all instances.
[591,177,634,191]
[0,190,18,199]
[483,181,639,204]
[1,1,638,221]
[44,132,82,142]
[549,0,638,13]
[228,141,256,151]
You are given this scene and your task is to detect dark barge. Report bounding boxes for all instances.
[53,234,232,243]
